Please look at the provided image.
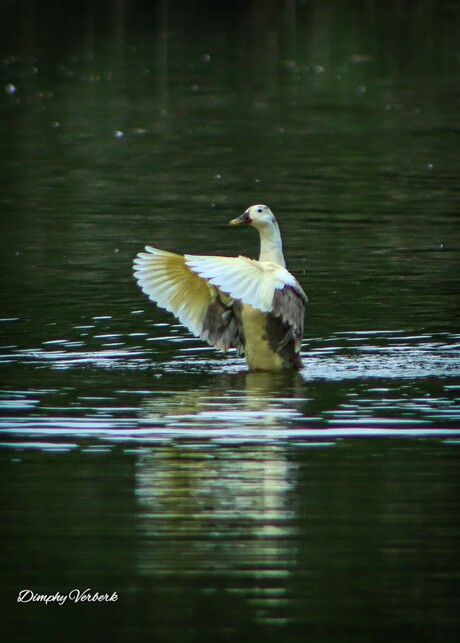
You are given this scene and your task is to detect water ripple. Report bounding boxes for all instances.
[1,328,459,451]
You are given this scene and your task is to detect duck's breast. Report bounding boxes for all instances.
[240,304,284,370]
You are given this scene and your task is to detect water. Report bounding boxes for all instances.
[1,1,460,641]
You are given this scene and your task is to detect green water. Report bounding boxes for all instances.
[1,1,459,641]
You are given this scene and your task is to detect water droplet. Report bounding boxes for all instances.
[190,84,200,93]
[356,85,366,94]
[426,162,434,170]
[50,121,60,129]
[351,54,371,64]
[5,82,16,94]
[200,54,211,63]
[114,130,124,138]
[214,174,222,180]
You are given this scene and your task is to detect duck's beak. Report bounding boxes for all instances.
[230,210,251,225]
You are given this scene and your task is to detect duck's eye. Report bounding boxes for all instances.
[257,208,262,213]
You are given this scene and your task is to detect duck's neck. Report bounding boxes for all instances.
[258,222,286,267]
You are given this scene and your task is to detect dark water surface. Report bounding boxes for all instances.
[1,2,459,641]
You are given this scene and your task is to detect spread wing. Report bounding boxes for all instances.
[185,253,307,360]
[184,254,300,312]
[271,284,307,355]
[133,247,243,352]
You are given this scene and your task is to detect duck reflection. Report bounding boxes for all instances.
[135,370,307,624]
[135,439,297,625]
[140,370,308,432]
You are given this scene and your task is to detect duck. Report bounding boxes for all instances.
[133,204,308,371]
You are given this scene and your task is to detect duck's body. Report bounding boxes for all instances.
[241,304,283,371]
[133,205,307,371]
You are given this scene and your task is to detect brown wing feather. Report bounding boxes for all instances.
[268,284,307,366]
[202,293,245,354]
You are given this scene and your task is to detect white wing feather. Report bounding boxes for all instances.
[184,254,297,312]
[133,247,216,338]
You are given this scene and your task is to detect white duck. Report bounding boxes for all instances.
[133,204,307,370]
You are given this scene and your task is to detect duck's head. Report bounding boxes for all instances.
[230,204,277,229]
